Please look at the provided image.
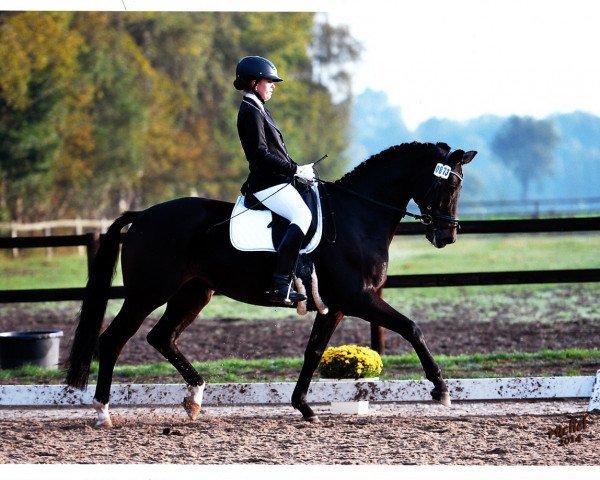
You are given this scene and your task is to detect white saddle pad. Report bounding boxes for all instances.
[229,184,323,253]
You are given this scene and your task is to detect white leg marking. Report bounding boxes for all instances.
[183,383,205,421]
[295,277,308,315]
[92,399,112,428]
[190,383,205,405]
[311,268,329,314]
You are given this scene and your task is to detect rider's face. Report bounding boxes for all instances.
[254,78,275,102]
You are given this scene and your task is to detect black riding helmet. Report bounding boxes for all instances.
[233,56,283,90]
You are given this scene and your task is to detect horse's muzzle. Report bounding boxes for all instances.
[427,227,457,248]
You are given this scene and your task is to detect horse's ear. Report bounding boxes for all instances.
[446,149,464,166]
[462,151,477,165]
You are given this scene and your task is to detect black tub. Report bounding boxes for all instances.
[0,330,63,369]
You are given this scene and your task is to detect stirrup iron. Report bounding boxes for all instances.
[268,274,306,305]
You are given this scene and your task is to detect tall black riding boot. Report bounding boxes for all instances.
[268,223,307,305]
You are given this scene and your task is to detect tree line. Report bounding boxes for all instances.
[0,11,360,222]
[352,89,600,205]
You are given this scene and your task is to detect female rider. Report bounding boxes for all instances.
[234,56,315,305]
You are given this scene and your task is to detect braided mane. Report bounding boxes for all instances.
[336,141,449,186]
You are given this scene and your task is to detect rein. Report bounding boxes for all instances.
[318,164,462,228]
[208,154,330,233]
[319,149,463,228]
[317,179,430,224]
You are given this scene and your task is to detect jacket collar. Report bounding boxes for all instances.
[243,93,265,112]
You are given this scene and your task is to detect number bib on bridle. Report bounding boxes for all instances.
[433,163,452,179]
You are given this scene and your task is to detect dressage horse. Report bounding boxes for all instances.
[66,141,476,427]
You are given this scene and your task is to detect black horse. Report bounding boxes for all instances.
[66,141,476,427]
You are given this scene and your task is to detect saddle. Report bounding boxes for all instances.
[229,182,328,316]
[229,182,323,254]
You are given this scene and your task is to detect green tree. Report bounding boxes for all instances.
[0,11,360,221]
[122,12,215,202]
[0,12,82,220]
[491,115,560,199]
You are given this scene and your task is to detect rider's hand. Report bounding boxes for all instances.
[295,163,315,184]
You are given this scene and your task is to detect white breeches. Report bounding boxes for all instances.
[254,183,312,234]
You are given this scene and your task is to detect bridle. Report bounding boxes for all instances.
[319,150,464,229]
[416,154,463,228]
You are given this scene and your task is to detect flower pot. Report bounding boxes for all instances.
[0,330,63,369]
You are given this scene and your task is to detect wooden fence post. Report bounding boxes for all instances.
[45,227,53,258]
[76,218,84,256]
[370,323,385,355]
[11,225,18,258]
[85,232,101,276]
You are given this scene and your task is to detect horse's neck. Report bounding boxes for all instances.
[343,151,418,196]
[332,177,411,241]
[333,153,423,239]
[341,161,413,207]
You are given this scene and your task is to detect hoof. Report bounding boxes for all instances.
[183,384,205,421]
[303,415,320,423]
[94,418,113,429]
[92,399,113,428]
[183,396,201,421]
[439,393,452,407]
[432,389,452,407]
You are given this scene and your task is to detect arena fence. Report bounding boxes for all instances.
[0,217,599,351]
[0,217,598,303]
[1,372,599,412]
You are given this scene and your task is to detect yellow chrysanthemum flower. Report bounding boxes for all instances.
[318,345,383,379]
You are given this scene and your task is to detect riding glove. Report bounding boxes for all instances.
[295,163,316,184]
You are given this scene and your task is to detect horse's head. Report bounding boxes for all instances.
[415,144,477,248]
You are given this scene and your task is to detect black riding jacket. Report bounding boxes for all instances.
[237,94,298,194]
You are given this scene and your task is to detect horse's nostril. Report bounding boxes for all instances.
[433,230,457,248]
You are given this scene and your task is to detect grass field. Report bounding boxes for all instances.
[3,232,599,287]
[1,231,599,319]
[388,231,600,274]
[2,348,598,385]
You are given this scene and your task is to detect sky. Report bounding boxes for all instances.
[8,0,600,130]
[325,0,600,129]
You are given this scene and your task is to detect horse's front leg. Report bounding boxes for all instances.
[292,310,344,421]
[353,293,451,406]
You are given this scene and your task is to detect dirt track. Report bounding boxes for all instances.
[1,401,598,465]
[0,285,599,369]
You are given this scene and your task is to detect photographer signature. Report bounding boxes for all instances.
[546,414,590,446]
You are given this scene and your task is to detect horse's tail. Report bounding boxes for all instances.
[65,211,139,389]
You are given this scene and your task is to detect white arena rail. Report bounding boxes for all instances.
[1,372,599,412]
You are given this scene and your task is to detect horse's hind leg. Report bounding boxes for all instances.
[93,298,156,427]
[146,279,213,420]
[292,310,344,421]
